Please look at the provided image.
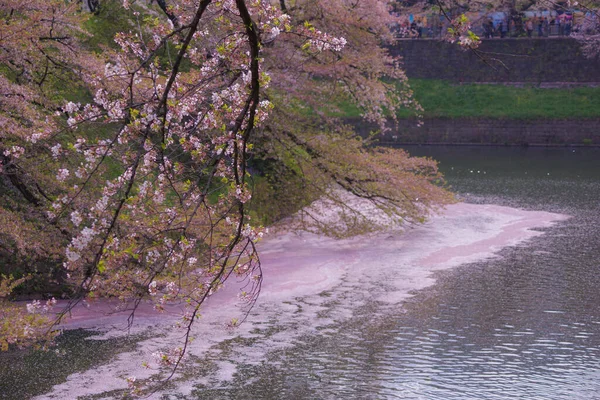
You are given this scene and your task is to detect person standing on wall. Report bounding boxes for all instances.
[484,17,493,38]
[526,18,534,37]
[558,15,564,36]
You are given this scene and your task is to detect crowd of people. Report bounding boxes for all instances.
[482,14,574,38]
[395,15,444,39]
[394,10,592,39]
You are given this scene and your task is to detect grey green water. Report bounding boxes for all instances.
[195,146,600,399]
[3,146,600,399]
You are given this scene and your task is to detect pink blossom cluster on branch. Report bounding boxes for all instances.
[44,2,349,361]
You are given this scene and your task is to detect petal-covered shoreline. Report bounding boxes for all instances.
[34,202,568,399]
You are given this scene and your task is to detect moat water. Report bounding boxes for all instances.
[194,146,600,399]
[3,146,600,399]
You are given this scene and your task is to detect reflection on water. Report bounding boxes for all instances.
[195,147,600,399]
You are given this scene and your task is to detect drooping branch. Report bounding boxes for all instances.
[155,0,180,29]
[233,0,261,184]
[162,0,265,377]
[159,0,212,119]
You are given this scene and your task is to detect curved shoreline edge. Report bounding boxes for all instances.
[34,202,569,399]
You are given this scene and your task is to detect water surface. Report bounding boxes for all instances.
[7,146,600,399]
[193,146,600,399]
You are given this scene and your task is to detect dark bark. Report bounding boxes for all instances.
[0,153,41,206]
[155,0,180,29]
[81,0,100,13]
[279,0,288,13]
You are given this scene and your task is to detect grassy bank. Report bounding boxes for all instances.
[402,80,600,119]
[335,80,600,120]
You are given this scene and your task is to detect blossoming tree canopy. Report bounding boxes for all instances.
[0,0,95,350]
[55,0,314,335]
[0,0,454,356]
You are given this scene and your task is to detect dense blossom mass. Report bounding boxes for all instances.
[0,0,463,360]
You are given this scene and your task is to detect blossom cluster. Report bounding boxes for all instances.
[299,24,348,52]
[26,298,57,314]
[152,346,184,367]
[445,14,481,49]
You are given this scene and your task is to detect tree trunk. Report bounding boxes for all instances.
[156,0,180,28]
[0,154,41,206]
[81,0,100,13]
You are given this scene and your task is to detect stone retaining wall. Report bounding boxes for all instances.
[353,118,600,146]
[391,38,600,83]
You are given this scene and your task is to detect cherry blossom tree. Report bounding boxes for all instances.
[1,0,453,358]
[552,0,600,57]
[0,0,99,349]
[0,1,86,267]
[252,0,453,234]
